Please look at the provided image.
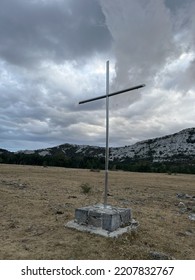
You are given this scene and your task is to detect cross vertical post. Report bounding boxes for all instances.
[78,61,145,207]
[104,60,109,207]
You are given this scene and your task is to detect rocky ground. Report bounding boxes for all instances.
[0,164,194,259]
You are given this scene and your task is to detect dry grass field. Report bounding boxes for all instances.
[0,164,194,260]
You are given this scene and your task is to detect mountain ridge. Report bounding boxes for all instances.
[1,127,195,173]
[13,127,195,162]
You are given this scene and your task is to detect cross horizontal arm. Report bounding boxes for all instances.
[79,84,145,105]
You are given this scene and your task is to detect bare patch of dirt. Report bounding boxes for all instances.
[0,164,194,259]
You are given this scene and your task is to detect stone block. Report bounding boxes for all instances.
[75,208,89,225]
[102,212,120,231]
[88,211,102,227]
[119,208,131,226]
[74,204,132,232]
[66,204,138,237]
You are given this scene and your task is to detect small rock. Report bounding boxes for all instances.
[149,251,174,260]
[188,213,195,221]
[185,230,194,236]
[178,202,186,208]
[18,183,27,189]
[178,202,187,213]
[177,193,186,199]
[131,219,139,228]
[176,193,192,199]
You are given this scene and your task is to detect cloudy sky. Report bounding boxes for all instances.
[0,0,195,151]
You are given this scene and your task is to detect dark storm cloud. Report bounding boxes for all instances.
[0,0,112,66]
[164,0,193,12]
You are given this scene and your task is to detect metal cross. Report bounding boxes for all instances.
[79,61,145,207]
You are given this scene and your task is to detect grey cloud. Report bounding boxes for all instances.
[0,0,195,152]
[164,0,193,13]
[0,0,112,67]
[0,65,106,148]
[100,0,175,89]
[159,1,195,92]
[100,0,195,109]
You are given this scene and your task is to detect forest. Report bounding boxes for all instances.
[1,151,195,174]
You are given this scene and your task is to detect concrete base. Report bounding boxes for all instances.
[65,204,139,238]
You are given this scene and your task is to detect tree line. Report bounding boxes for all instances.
[0,152,195,174]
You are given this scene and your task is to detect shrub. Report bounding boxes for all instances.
[80,183,91,194]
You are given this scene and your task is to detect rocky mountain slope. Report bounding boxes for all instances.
[13,127,195,163]
[110,127,195,162]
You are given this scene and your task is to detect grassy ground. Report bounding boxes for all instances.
[0,164,194,260]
